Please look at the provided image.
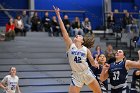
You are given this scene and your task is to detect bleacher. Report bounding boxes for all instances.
[0,31,139,93]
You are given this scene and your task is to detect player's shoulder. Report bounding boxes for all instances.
[5,75,19,79]
[5,75,10,78]
[15,75,19,79]
[82,45,88,51]
[69,43,76,49]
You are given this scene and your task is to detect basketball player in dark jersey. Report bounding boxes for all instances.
[100,50,140,93]
[130,70,140,93]
[90,54,108,93]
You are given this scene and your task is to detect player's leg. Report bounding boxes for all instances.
[88,78,102,93]
[69,85,81,93]
[85,70,102,93]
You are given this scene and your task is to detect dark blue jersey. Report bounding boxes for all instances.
[108,61,128,86]
[91,65,108,91]
[130,70,140,93]
[87,59,108,91]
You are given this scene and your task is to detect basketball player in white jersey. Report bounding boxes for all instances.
[53,6,101,93]
[0,67,21,93]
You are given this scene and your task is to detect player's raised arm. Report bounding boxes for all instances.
[53,6,72,50]
[100,63,110,82]
[87,48,99,68]
[125,50,140,69]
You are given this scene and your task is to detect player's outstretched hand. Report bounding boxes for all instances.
[103,63,110,73]
[53,6,60,16]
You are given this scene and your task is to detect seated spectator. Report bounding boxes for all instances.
[63,15,71,36]
[31,12,42,32]
[130,70,140,93]
[82,17,92,34]
[92,45,104,59]
[21,11,31,32]
[42,11,52,36]
[72,17,84,36]
[104,44,116,64]
[5,18,15,41]
[14,15,26,36]
[51,16,60,36]
[123,12,138,33]
[107,12,115,30]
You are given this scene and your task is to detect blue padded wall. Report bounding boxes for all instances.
[34,0,104,30]
[0,0,28,26]
[112,0,140,12]
[0,0,28,9]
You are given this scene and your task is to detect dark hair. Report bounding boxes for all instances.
[123,51,126,62]
[16,15,21,19]
[95,45,101,51]
[8,18,13,25]
[82,33,95,48]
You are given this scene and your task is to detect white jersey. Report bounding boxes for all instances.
[67,43,89,72]
[17,19,23,27]
[1,75,19,93]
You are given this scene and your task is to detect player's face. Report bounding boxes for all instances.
[115,50,125,59]
[98,54,106,64]
[73,35,84,44]
[10,67,16,76]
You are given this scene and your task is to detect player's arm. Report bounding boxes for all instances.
[125,50,140,70]
[87,48,98,68]
[0,76,8,91]
[100,63,110,82]
[0,82,7,91]
[53,6,72,50]
[16,84,21,93]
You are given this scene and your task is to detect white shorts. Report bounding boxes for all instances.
[71,69,96,87]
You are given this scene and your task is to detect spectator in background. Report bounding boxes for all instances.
[92,45,104,59]
[130,70,140,93]
[107,12,115,30]
[123,12,138,33]
[42,12,52,36]
[21,11,31,32]
[5,18,15,41]
[105,44,116,64]
[82,17,92,34]
[63,15,71,36]
[51,16,60,36]
[72,17,84,36]
[31,12,42,32]
[14,15,26,36]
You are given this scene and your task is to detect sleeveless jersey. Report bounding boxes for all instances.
[1,75,19,93]
[67,43,88,72]
[108,61,128,87]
